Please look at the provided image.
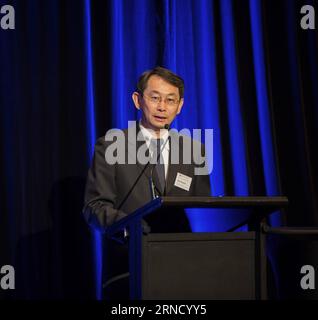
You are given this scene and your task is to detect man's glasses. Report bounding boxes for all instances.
[142,94,180,106]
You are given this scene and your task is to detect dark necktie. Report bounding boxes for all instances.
[150,138,166,194]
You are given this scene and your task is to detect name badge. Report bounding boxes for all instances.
[174,173,192,191]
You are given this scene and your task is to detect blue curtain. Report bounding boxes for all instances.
[1,0,317,300]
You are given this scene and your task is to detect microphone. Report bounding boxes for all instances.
[117,123,170,210]
[113,123,170,239]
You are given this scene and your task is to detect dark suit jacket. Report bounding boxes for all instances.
[83,124,211,232]
[83,124,211,296]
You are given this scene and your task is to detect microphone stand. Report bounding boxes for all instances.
[115,124,170,240]
[117,124,170,210]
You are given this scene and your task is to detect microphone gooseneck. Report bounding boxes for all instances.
[117,123,170,210]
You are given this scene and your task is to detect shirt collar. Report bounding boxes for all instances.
[139,121,170,150]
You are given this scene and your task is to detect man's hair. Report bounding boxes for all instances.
[136,66,184,98]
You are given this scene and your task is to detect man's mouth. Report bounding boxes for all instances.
[153,115,167,122]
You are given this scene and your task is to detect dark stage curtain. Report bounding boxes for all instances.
[0,0,317,299]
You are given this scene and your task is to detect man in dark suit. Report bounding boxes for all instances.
[83,66,211,298]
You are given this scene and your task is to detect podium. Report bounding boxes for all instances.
[104,196,288,300]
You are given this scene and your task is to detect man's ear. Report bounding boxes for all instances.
[177,98,184,114]
[132,92,141,110]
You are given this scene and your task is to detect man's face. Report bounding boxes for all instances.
[132,75,184,133]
